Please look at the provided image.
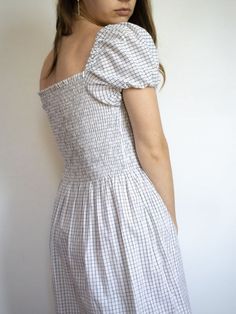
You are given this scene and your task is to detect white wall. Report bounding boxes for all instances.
[154,1,236,313]
[0,0,235,313]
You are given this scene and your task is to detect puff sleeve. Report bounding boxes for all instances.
[90,22,161,91]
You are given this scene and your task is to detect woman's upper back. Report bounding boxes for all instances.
[39,22,104,92]
[38,21,161,98]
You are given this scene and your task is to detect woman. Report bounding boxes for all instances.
[38,0,192,313]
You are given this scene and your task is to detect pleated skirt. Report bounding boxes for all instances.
[49,166,192,313]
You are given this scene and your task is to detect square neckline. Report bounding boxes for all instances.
[38,21,131,96]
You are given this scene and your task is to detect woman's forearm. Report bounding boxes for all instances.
[136,144,178,232]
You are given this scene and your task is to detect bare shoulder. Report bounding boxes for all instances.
[39,49,54,87]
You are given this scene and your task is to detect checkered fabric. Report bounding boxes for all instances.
[38,21,192,314]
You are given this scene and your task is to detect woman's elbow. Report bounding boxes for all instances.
[136,136,170,161]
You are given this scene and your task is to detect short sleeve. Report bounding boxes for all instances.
[89,22,161,91]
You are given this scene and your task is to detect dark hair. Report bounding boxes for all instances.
[45,0,166,88]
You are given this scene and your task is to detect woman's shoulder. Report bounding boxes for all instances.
[89,22,160,91]
[101,21,155,45]
[96,22,157,63]
[39,49,54,91]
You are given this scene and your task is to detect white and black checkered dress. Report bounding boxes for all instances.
[38,21,192,314]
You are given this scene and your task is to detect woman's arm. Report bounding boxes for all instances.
[122,87,178,233]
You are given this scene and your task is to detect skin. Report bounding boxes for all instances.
[39,0,178,233]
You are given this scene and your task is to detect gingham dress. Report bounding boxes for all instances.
[38,21,192,314]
